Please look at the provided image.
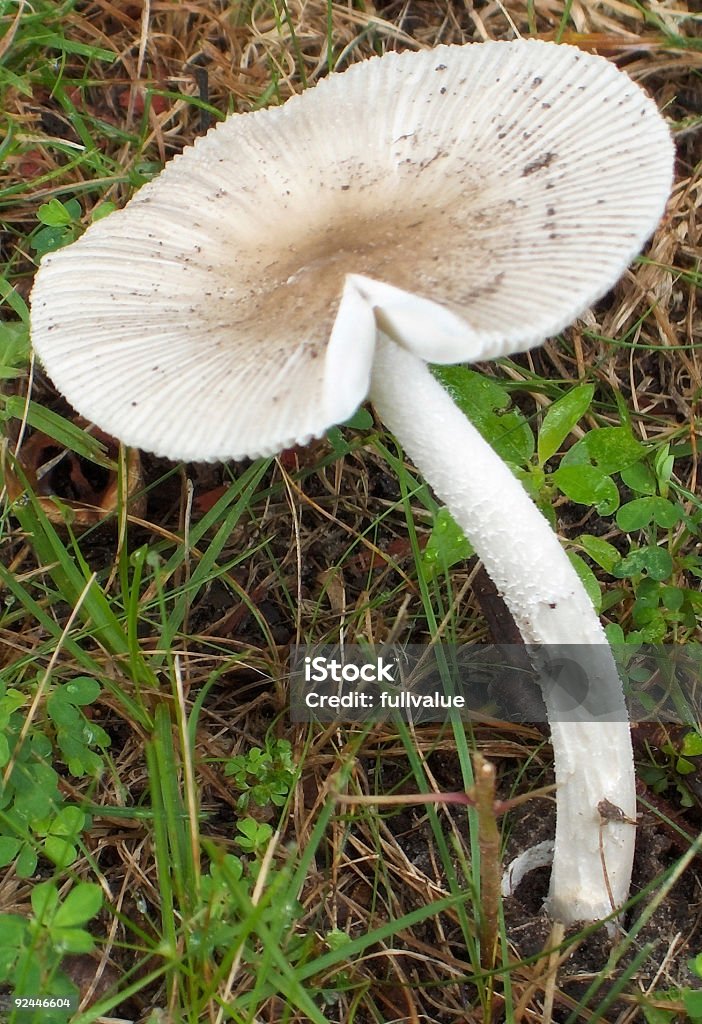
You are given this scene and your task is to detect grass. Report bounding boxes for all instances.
[1,0,701,1020]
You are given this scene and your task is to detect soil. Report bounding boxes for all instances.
[503,793,702,991]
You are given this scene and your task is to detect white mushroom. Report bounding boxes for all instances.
[30,39,674,924]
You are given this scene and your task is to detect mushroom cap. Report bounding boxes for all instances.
[30,39,673,462]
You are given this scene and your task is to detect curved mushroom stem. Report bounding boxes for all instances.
[369,333,635,925]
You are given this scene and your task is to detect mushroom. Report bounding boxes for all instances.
[29,39,674,924]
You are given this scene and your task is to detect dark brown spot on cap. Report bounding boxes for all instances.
[523,152,557,176]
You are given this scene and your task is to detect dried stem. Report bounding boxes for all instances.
[472,752,501,972]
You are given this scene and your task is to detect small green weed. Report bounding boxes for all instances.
[224,736,295,811]
[196,848,307,965]
[0,670,106,876]
[640,728,702,809]
[425,365,700,640]
[31,198,83,257]
[0,880,102,1022]
[31,196,116,258]
[46,676,111,778]
[234,817,274,854]
[642,951,702,1023]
